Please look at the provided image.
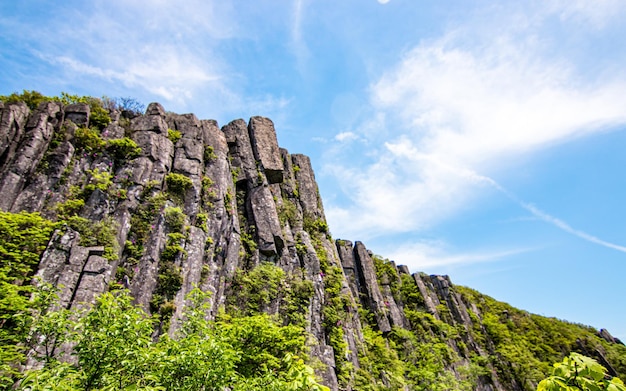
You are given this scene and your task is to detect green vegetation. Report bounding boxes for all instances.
[166,172,193,199]
[164,206,186,232]
[74,126,105,153]
[12,288,328,391]
[537,353,626,391]
[195,212,208,232]
[66,216,120,261]
[167,128,182,144]
[201,176,217,209]
[204,145,217,162]
[0,90,51,110]
[106,137,141,163]
[278,198,299,227]
[0,91,114,129]
[0,211,56,280]
[303,213,329,235]
[0,212,57,386]
[227,262,286,315]
[225,263,314,329]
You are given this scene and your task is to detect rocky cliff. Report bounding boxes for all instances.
[1,98,624,391]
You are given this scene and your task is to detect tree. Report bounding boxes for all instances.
[17,288,329,391]
[537,353,626,391]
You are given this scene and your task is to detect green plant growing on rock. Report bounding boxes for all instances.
[278,199,298,227]
[166,172,193,200]
[65,216,120,261]
[74,127,105,153]
[82,168,113,197]
[204,145,217,162]
[284,277,314,327]
[164,206,186,233]
[106,137,141,163]
[88,104,111,130]
[167,129,181,144]
[303,213,329,235]
[226,263,286,316]
[54,199,84,221]
[0,90,51,110]
[201,176,216,209]
[161,233,187,262]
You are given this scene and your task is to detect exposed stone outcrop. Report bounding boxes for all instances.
[248,116,283,184]
[2,100,623,391]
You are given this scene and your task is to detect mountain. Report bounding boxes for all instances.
[1,94,624,390]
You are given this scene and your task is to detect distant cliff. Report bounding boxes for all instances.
[1,96,624,390]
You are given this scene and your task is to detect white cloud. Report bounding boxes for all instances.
[53,50,221,104]
[291,0,311,75]
[334,132,359,142]
[326,1,626,251]
[377,0,391,4]
[24,1,245,115]
[382,240,533,270]
[549,0,626,27]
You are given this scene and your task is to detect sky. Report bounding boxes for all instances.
[2,0,626,339]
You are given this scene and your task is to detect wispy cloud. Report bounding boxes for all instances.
[6,0,266,119]
[335,132,360,142]
[382,240,534,269]
[290,0,311,75]
[325,2,626,248]
[439,162,626,254]
[550,0,626,27]
[520,202,626,253]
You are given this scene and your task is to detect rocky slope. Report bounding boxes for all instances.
[1,98,624,391]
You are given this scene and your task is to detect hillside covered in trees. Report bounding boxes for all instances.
[0,91,625,390]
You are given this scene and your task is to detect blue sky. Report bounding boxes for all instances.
[2,0,626,339]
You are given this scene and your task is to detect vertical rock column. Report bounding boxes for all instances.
[128,105,174,311]
[0,102,62,211]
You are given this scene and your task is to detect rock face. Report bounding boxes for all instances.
[1,100,623,391]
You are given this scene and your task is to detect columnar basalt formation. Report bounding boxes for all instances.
[1,99,623,391]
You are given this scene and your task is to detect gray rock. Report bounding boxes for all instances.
[249,185,284,256]
[222,119,260,187]
[0,102,60,211]
[64,103,90,126]
[292,154,324,219]
[145,102,166,117]
[131,115,168,134]
[354,241,391,333]
[248,116,284,184]
[0,101,29,161]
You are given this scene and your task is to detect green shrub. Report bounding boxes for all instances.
[303,214,328,235]
[166,173,193,196]
[74,127,105,153]
[278,199,298,227]
[0,211,56,279]
[157,261,183,299]
[66,216,119,261]
[106,137,141,162]
[204,145,217,162]
[83,168,113,197]
[0,90,52,110]
[227,263,286,316]
[89,104,111,130]
[167,129,182,144]
[164,207,186,233]
[195,212,208,232]
[54,199,85,220]
[161,233,187,263]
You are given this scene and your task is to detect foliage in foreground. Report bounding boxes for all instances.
[13,288,328,391]
[537,353,626,391]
